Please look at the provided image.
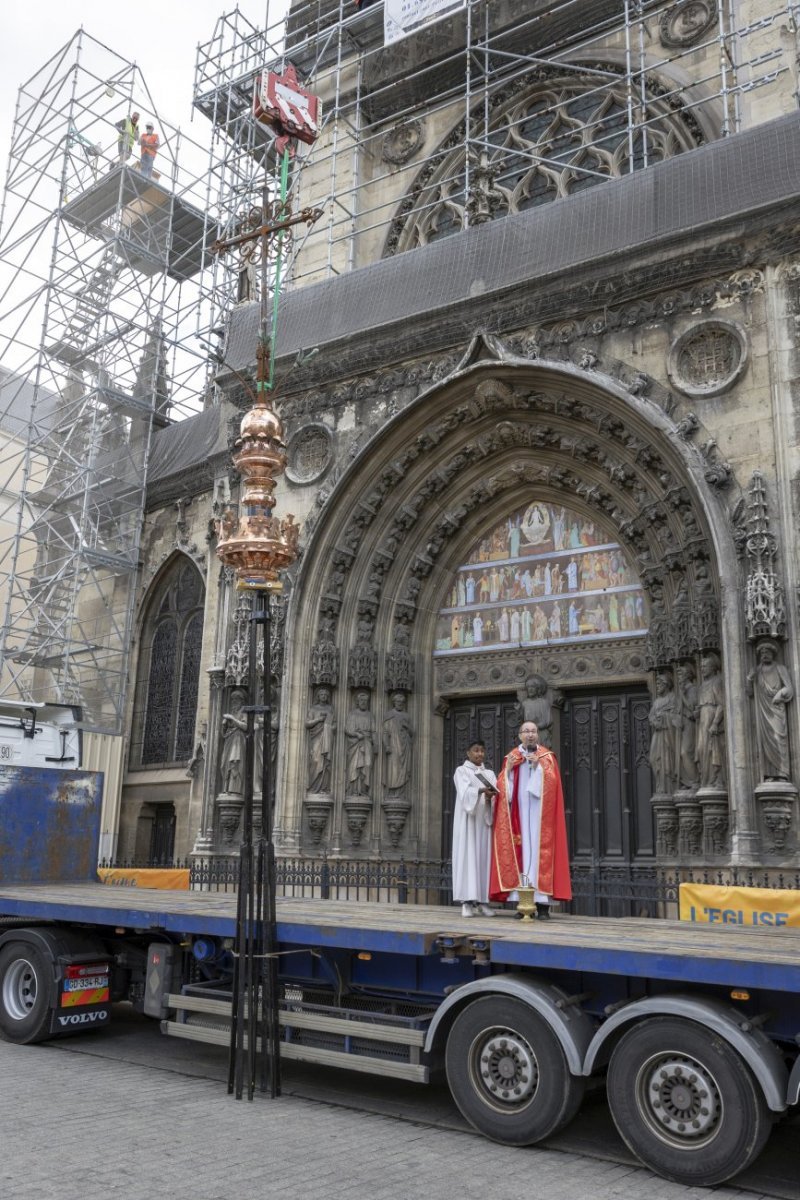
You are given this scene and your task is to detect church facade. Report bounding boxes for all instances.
[115,0,800,890]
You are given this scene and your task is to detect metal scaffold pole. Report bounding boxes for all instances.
[0,29,212,733]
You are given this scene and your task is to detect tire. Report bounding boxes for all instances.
[607,1016,772,1187]
[0,942,54,1044]
[445,996,584,1145]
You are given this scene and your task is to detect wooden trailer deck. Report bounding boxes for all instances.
[1,882,800,992]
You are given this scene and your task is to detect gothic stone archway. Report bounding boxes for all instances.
[278,355,752,868]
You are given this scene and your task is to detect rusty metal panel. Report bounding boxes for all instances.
[0,768,103,884]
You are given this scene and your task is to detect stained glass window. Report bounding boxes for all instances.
[133,557,205,766]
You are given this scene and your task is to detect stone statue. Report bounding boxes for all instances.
[747,640,794,782]
[220,693,265,798]
[220,691,247,795]
[674,662,698,789]
[383,691,413,793]
[345,690,377,795]
[696,652,725,790]
[648,672,677,795]
[305,686,335,793]
[517,674,553,747]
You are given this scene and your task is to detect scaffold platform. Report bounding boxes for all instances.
[62,166,210,282]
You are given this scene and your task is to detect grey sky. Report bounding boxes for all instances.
[0,2,289,176]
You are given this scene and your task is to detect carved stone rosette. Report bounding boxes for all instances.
[381,797,411,849]
[303,796,334,847]
[343,797,372,848]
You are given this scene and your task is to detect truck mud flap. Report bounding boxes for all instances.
[50,1006,111,1034]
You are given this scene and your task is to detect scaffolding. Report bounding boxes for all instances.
[193,0,800,322]
[1,2,796,732]
[0,30,213,733]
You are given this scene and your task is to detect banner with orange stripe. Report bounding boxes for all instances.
[97,867,190,890]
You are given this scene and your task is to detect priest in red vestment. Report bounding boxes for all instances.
[489,720,572,917]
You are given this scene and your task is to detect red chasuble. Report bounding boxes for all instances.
[489,746,572,903]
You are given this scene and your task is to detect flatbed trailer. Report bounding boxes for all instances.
[1,878,799,1189]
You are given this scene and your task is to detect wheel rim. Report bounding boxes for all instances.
[2,958,38,1021]
[634,1050,723,1148]
[468,1026,539,1111]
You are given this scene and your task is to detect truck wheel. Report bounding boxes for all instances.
[0,942,53,1044]
[607,1016,771,1186]
[445,996,584,1145]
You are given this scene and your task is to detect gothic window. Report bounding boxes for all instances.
[131,556,205,766]
[386,67,706,256]
[434,499,647,656]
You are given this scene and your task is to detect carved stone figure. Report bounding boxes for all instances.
[696,652,725,790]
[345,690,377,796]
[671,663,696,791]
[762,799,793,853]
[383,691,413,793]
[517,674,553,747]
[747,641,794,782]
[653,804,678,857]
[220,691,247,795]
[677,801,703,857]
[648,672,677,795]
[305,686,335,793]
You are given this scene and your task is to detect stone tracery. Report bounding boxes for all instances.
[387,66,707,256]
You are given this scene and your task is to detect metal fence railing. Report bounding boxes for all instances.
[97,857,800,918]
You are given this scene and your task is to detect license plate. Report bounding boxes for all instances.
[65,975,107,991]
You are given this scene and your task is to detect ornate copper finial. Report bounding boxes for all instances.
[216,392,299,590]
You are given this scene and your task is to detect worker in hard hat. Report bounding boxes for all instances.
[116,111,140,164]
[139,123,159,179]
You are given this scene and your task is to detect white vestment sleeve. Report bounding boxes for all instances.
[453,764,480,814]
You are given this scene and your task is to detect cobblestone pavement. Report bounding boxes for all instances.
[0,1036,781,1200]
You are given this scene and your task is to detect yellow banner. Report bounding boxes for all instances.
[679,882,800,928]
[97,868,190,891]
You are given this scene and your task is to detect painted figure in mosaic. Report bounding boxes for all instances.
[748,640,794,782]
[345,690,377,795]
[648,672,676,795]
[306,686,335,793]
[697,652,725,790]
[383,691,413,792]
